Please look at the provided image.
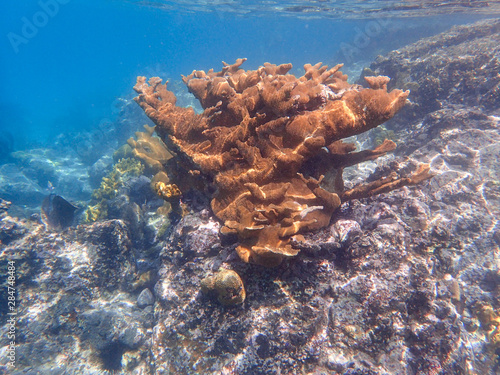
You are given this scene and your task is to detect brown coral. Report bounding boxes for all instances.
[134,59,432,266]
[127,124,173,172]
[200,268,246,306]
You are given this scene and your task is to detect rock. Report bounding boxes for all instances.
[0,215,29,245]
[125,175,156,205]
[0,219,155,374]
[251,333,271,359]
[0,163,45,207]
[10,148,91,202]
[0,198,10,218]
[364,18,500,124]
[159,212,222,265]
[88,154,113,188]
[137,288,154,308]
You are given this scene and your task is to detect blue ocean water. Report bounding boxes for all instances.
[0,1,492,150]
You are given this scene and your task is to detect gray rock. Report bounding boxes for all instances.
[0,219,155,374]
[9,148,91,202]
[88,154,113,187]
[363,18,500,124]
[137,288,154,308]
[0,163,45,206]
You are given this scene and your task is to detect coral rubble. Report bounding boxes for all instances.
[134,59,432,265]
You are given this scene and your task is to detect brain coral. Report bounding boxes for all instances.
[134,59,432,266]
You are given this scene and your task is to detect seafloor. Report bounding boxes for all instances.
[1,18,499,375]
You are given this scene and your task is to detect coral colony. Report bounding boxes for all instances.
[134,59,432,266]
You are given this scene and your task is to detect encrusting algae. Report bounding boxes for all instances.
[134,59,433,266]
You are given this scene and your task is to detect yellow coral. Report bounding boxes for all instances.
[83,201,108,223]
[154,181,181,200]
[92,158,144,201]
[114,157,145,176]
[151,172,184,219]
[84,158,144,222]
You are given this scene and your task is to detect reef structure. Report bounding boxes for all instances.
[134,59,432,266]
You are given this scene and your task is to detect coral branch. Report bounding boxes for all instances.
[340,164,433,202]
